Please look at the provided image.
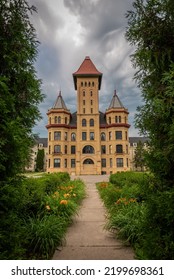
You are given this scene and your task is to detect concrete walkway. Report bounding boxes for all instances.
[53,175,135,260]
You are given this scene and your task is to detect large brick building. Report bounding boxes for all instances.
[46,56,130,175]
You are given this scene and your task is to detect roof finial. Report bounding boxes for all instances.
[59,90,61,97]
[114,89,116,96]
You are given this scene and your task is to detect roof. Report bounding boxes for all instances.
[36,138,48,147]
[108,90,124,109]
[129,137,149,146]
[73,56,102,90]
[52,91,68,110]
[69,112,77,127]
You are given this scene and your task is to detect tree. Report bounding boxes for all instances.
[35,149,45,172]
[133,141,146,171]
[126,0,174,259]
[0,0,44,181]
[126,0,174,188]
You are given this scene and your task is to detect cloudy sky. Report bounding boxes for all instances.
[29,0,143,137]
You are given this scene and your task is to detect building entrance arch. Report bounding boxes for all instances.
[82,158,95,174]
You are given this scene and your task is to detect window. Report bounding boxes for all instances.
[108,117,111,124]
[91,100,93,105]
[82,119,86,127]
[64,159,67,168]
[101,159,106,168]
[58,116,61,124]
[125,131,128,140]
[48,159,50,168]
[126,145,128,154]
[83,91,85,96]
[55,116,58,124]
[110,158,113,167]
[83,100,85,106]
[83,159,94,164]
[82,145,94,154]
[71,133,76,141]
[127,158,129,167]
[49,132,51,141]
[71,159,76,168]
[85,82,87,87]
[64,145,67,154]
[92,82,95,87]
[54,158,61,168]
[49,117,51,124]
[117,158,123,167]
[82,132,86,140]
[101,145,106,154]
[90,91,93,96]
[125,116,127,123]
[49,145,51,154]
[54,145,61,154]
[116,145,123,154]
[91,108,93,113]
[83,108,85,113]
[64,132,68,140]
[81,82,83,87]
[88,82,91,87]
[109,145,112,154]
[90,132,94,140]
[115,116,118,123]
[116,131,122,140]
[90,119,94,126]
[65,117,67,124]
[119,116,121,123]
[71,145,76,154]
[101,132,106,141]
[54,131,61,140]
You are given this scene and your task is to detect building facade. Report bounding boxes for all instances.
[46,56,130,175]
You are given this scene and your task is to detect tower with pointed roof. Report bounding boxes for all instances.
[46,56,130,174]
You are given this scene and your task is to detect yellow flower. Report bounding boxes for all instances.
[73,193,76,197]
[60,200,68,205]
[54,191,59,196]
[46,205,51,210]
[64,193,70,198]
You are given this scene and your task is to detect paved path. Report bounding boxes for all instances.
[53,175,135,260]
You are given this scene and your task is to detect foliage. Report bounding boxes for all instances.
[126,0,174,187]
[35,149,45,171]
[0,173,85,259]
[124,0,174,259]
[0,0,44,180]
[133,141,146,171]
[97,172,174,259]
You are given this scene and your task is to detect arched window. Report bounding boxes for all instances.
[49,117,51,124]
[92,82,95,87]
[55,116,58,124]
[82,119,86,127]
[65,117,67,124]
[101,132,106,141]
[116,144,123,154]
[108,117,111,124]
[85,82,87,87]
[82,145,95,154]
[90,119,94,126]
[83,159,94,164]
[115,116,118,123]
[81,82,83,87]
[58,116,61,124]
[54,145,61,154]
[83,91,85,97]
[119,116,121,123]
[90,91,93,97]
[71,133,76,141]
[88,82,91,87]
[125,116,127,123]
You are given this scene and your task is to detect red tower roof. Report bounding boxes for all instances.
[73,56,102,89]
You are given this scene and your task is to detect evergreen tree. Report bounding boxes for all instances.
[35,149,45,172]
[0,0,44,181]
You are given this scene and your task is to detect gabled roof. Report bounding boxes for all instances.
[52,91,68,110]
[73,56,102,90]
[108,90,124,109]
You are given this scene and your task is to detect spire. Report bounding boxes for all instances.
[108,90,124,109]
[73,56,102,90]
[52,91,68,110]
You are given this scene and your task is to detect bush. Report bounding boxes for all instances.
[0,173,85,259]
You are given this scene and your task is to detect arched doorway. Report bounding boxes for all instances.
[82,158,95,174]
